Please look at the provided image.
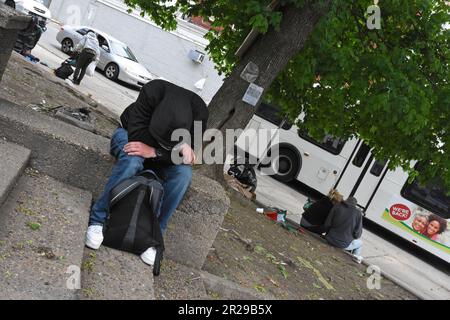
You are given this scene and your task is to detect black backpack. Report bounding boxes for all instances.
[227,164,257,192]
[103,170,165,276]
[55,63,74,80]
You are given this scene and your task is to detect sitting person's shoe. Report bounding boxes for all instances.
[352,255,363,264]
[85,225,104,250]
[140,247,157,266]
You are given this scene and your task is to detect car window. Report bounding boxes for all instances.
[77,28,90,36]
[110,41,138,62]
[97,35,110,51]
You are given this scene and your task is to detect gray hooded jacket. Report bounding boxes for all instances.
[75,31,100,60]
[324,197,363,248]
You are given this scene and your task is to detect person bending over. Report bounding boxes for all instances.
[85,79,208,266]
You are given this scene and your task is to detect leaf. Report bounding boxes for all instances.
[278,264,288,279]
[253,283,267,293]
[27,222,41,231]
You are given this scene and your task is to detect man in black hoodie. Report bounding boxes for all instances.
[85,80,208,265]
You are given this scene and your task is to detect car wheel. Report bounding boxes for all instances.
[5,0,15,8]
[104,63,119,80]
[61,38,73,54]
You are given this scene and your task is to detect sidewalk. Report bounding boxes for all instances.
[254,172,450,300]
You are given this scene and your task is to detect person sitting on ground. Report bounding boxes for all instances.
[85,79,208,266]
[72,31,100,85]
[324,196,363,263]
[300,189,343,234]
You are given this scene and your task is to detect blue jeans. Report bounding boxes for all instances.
[345,239,363,256]
[89,128,192,232]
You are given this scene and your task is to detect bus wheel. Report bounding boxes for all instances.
[5,0,15,8]
[272,148,300,183]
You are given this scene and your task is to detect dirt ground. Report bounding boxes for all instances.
[0,52,118,138]
[203,190,418,300]
[2,52,418,300]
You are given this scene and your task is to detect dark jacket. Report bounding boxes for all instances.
[302,197,334,226]
[324,198,363,248]
[120,79,209,164]
[14,16,43,54]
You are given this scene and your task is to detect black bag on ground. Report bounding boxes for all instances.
[227,164,257,192]
[55,62,74,80]
[103,170,165,276]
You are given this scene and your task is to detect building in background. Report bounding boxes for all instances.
[48,0,224,104]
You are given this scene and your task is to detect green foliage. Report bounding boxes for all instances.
[125,0,449,188]
[26,222,41,231]
[267,0,450,187]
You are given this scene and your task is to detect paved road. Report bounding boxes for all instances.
[255,172,450,300]
[31,20,450,300]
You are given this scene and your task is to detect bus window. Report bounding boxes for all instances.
[297,129,346,155]
[255,102,292,130]
[352,143,371,167]
[402,180,450,219]
[370,159,387,177]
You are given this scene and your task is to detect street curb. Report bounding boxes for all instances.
[360,259,426,300]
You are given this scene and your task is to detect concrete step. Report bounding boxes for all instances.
[80,246,155,300]
[0,171,92,299]
[0,140,31,207]
[0,98,114,199]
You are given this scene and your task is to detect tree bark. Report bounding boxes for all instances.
[200,1,331,182]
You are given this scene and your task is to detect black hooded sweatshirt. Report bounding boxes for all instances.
[120,79,208,165]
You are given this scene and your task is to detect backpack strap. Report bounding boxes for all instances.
[153,246,163,276]
[109,176,148,208]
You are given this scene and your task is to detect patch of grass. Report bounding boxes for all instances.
[265,253,277,264]
[253,283,267,294]
[278,264,288,279]
[24,168,40,177]
[16,206,38,217]
[83,252,97,273]
[313,283,322,289]
[297,256,335,291]
[83,287,97,299]
[26,222,41,231]
[208,291,220,299]
[254,245,266,255]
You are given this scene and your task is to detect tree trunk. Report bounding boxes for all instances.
[199,1,331,182]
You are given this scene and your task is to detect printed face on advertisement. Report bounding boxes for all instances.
[427,220,441,236]
[412,215,428,233]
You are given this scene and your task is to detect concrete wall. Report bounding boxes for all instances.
[48,0,224,104]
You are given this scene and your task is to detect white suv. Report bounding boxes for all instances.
[2,0,52,23]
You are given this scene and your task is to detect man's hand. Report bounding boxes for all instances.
[178,143,196,165]
[124,142,156,159]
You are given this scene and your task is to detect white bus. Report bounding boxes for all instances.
[236,102,450,263]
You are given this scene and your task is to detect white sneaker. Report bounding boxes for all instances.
[140,247,157,266]
[85,225,104,250]
[353,255,364,264]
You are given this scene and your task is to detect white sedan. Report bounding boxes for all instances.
[56,25,154,87]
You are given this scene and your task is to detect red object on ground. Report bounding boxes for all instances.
[266,212,278,221]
